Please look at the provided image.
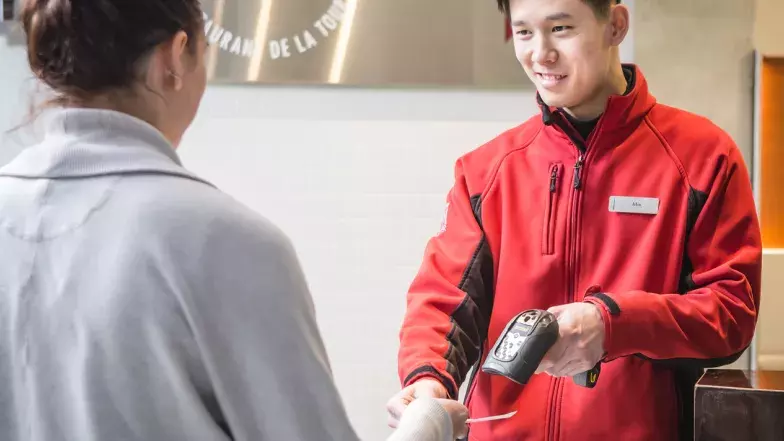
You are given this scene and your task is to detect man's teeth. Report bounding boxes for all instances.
[540,74,565,80]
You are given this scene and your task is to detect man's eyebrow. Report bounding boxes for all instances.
[511,12,573,26]
[546,12,573,21]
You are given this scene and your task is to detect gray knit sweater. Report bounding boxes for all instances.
[0,108,453,441]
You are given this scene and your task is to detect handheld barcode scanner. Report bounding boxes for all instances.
[481,309,601,388]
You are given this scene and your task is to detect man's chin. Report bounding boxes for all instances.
[536,91,576,110]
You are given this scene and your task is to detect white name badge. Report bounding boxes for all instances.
[609,196,660,215]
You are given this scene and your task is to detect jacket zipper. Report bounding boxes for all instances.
[573,155,584,190]
[547,119,589,441]
[543,164,561,255]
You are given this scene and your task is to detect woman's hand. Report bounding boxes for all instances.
[386,379,449,428]
[435,399,469,439]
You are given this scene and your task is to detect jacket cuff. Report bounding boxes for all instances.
[403,365,458,400]
[583,291,621,361]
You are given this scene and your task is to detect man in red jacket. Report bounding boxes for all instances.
[386,0,762,440]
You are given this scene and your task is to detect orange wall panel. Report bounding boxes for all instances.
[761,58,784,248]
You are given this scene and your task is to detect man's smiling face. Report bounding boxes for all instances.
[509,0,618,111]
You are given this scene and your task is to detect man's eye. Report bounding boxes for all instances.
[516,29,532,37]
[553,25,572,32]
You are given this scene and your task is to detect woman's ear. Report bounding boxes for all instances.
[162,30,190,90]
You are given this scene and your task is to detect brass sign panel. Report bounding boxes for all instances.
[201,0,532,88]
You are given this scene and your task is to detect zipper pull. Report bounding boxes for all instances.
[573,156,584,189]
[550,166,558,193]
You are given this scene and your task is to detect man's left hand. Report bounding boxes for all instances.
[535,302,606,378]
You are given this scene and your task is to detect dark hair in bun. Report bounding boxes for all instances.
[20,0,203,104]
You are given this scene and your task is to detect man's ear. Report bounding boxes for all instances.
[607,4,630,47]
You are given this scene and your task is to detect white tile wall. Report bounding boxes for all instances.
[178,86,536,439]
[0,29,31,165]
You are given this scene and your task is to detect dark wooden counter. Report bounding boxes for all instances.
[695,369,784,440]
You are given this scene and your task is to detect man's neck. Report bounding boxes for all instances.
[563,64,629,121]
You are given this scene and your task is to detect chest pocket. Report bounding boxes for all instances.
[542,163,563,255]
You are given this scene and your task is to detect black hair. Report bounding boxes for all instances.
[496,0,621,17]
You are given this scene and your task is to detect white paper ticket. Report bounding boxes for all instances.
[466,410,517,424]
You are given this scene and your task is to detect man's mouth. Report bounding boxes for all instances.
[536,73,568,81]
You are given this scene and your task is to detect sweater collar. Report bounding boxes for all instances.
[0,108,212,187]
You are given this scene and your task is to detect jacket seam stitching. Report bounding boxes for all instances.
[0,175,122,242]
[643,115,693,193]
[445,236,489,385]
[440,124,545,386]
[644,115,701,304]
[644,109,735,195]
[441,123,544,393]
[434,121,544,402]
[478,124,546,205]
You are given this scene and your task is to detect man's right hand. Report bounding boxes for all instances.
[386,378,449,428]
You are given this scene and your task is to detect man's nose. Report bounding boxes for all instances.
[531,37,557,65]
